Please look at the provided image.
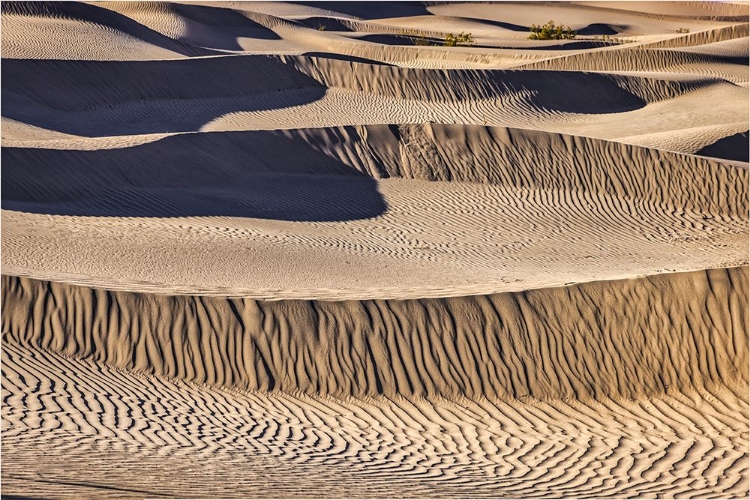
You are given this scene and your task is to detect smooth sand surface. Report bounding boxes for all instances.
[2,1,748,498]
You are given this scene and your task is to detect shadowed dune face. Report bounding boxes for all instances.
[3,124,746,220]
[2,1,749,498]
[296,16,354,32]
[697,130,750,162]
[0,56,324,107]
[577,23,620,36]
[292,1,432,20]
[1,130,388,220]
[2,57,662,137]
[2,173,387,221]
[104,2,285,51]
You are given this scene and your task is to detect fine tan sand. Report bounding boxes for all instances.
[2,1,748,498]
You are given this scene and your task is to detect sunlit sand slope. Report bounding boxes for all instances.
[3,269,747,400]
[2,267,748,497]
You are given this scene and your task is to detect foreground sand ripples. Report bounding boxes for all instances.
[2,1,748,497]
[3,339,747,498]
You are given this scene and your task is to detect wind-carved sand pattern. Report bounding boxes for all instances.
[1,1,748,498]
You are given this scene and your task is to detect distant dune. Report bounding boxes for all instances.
[2,1,748,498]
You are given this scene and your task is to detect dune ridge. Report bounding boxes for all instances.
[5,53,745,158]
[3,267,747,402]
[5,124,747,218]
[5,54,714,117]
[3,123,746,301]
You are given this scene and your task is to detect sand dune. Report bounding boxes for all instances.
[3,268,747,400]
[4,54,745,155]
[3,125,746,298]
[3,268,748,496]
[2,1,748,498]
[5,124,746,213]
[0,1,214,59]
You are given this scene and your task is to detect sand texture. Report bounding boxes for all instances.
[2,1,749,498]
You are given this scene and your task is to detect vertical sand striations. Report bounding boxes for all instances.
[4,126,747,219]
[3,267,747,402]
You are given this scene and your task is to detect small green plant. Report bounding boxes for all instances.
[444,31,474,47]
[529,20,576,40]
[317,24,326,31]
[676,27,690,33]
[414,35,432,46]
[399,29,435,46]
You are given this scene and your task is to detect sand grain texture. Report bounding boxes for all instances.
[2,1,748,498]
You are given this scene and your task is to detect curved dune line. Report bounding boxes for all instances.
[96,1,293,53]
[9,56,736,145]
[4,125,747,219]
[7,54,738,150]
[5,55,709,113]
[3,267,747,402]
[513,25,749,82]
[0,1,217,59]
[640,23,750,49]
[2,83,743,157]
[284,54,716,103]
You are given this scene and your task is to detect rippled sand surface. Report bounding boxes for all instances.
[2,1,748,497]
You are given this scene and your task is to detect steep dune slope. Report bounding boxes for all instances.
[4,53,746,156]
[3,125,746,298]
[5,124,747,214]
[3,267,748,496]
[3,268,747,401]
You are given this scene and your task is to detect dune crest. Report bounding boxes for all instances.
[3,268,747,401]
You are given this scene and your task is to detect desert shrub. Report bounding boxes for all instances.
[444,32,474,47]
[317,25,326,31]
[676,27,690,33]
[399,29,435,46]
[529,21,576,40]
